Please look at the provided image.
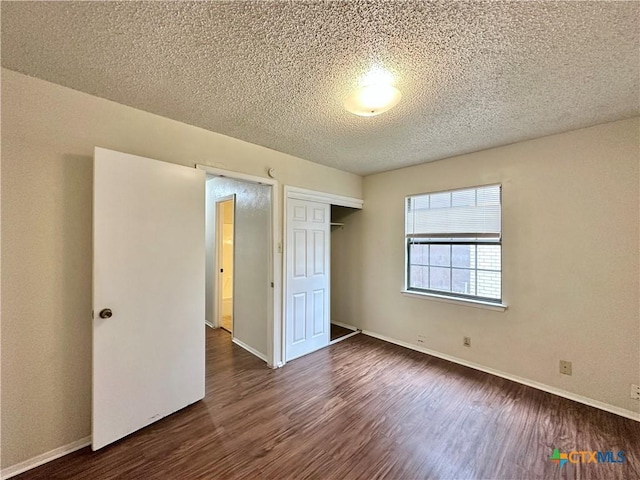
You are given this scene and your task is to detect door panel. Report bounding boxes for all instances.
[293,230,307,278]
[312,289,325,336]
[292,292,307,343]
[285,199,330,361]
[313,230,325,274]
[93,147,205,450]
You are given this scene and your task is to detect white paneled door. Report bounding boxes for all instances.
[93,147,205,450]
[285,199,330,361]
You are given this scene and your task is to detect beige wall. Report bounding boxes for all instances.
[355,117,640,416]
[208,177,270,356]
[330,206,364,326]
[0,68,362,469]
[2,65,638,471]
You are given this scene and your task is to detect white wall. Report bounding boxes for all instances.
[0,68,362,469]
[355,117,640,417]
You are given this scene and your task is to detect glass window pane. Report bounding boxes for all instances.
[410,244,429,265]
[429,244,450,267]
[477,245,501,271]
[410,265,429,289]
[406,183,502,302]
[429,267,451,292]
[452,245,475,268]
[452,268,474,295]
[477,270,501,299]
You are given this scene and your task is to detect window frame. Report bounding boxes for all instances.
[404,184,503,304]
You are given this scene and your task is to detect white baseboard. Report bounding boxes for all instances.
[331,320,359,331]
[232,337,267,362]
[1,436,91,479]
[329,330,361,345]
[361,329,640,423]
[205,320,215,329]
[329,320,361,345]
[329,330,362,345]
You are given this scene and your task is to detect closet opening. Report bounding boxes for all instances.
[283,186,363,363]
[330,205,361,344]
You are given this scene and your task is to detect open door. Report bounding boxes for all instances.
[93,147,205,450]
[285,199,330,361]
[215,196,235,333]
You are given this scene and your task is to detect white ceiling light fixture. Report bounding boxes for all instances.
[344,67,402,117]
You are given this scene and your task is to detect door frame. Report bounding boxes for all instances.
[197,165,282,368]
[214,194,236,333]
[282,186,363,365]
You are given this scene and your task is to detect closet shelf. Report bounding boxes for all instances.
[330,222,345,227]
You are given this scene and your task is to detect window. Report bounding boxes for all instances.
[405,184,502,303]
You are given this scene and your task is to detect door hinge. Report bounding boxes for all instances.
[271,282,274,288]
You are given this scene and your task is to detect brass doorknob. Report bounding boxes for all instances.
[99,308,113,319]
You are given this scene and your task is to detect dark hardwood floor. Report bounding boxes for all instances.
[16,328,639,480]
[330,323,355,341]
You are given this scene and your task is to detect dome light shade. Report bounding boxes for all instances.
[344,79,402,117]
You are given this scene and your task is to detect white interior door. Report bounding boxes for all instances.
[285,199,330,361]
[93,147,205,450]
[215,196,235,333]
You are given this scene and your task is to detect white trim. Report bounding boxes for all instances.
[361,329,640,423]
[196,165,277,187]
[329,329,361,345]
[282,193,288,366]
[205,320,215,329]
[270,177,283,369]
[1,436,91,479]
[197,164,282,369]
[284,185,364,209]
[331,320,359,331]
[401,290,507,311]
[232,337,268,362]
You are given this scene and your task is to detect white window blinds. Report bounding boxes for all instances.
[405,185,501,241]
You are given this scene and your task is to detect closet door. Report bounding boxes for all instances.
[285,199,330,361]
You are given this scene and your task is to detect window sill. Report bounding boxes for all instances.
[401,290,508,311]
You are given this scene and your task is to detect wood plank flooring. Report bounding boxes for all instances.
[16,328,640,480]
[330,323,354,341]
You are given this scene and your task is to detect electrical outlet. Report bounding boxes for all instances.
[631,384,640,400]
[559,360,572,376]
[463,336,471,347]
[417,334,426,345]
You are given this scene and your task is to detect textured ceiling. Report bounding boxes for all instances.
[2,1,639,176]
